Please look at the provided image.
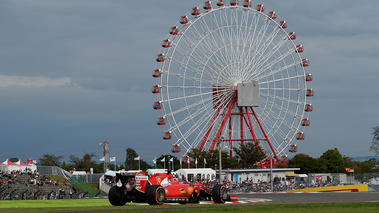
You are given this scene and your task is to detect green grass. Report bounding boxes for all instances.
[0,199,378,213]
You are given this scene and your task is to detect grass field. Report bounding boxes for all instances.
[0,199,378,213]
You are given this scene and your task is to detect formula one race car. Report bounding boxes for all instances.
[108,170,229,205]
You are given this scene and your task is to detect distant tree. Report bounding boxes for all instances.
[354,160,379,183]
[370,126,379,155]
[318,148,344,173]
[125,148,139,170]
[187,149,211,169]
[288,153,320,174]
[342,155,355,169]
[39,154,63,167]
[9,158,19,163]
[157,155,180,171]
[233,142,265,168]
[68,153,101,172]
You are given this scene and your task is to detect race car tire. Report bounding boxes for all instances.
[146,185,165,205]
[108,186,127,206]
[212,184,227,204]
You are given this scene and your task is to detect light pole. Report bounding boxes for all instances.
[218,136,225,184]
[270,154,273,192]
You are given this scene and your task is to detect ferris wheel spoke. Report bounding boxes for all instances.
[175,34,226,79]
[260,92,304,113]
[256,61,301,81]
[253,41,294,77]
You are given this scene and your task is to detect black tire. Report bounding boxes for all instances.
[212,184,227,204]
[146,185,165,205]
[108,186,127,206]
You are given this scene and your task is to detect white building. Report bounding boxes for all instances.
[222,168,301,184]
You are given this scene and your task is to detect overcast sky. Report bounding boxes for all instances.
[1,0,378,165]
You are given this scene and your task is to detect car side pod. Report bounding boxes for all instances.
[212,184,228,203]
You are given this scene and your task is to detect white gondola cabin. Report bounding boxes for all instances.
[268,11,277,19]
[306,89,314,97]
[305,104,313,112]
[172,145,181,153]
[289,144,298,153]
[301,58,310,67]
[230,0,238,6]
[301,118,310,126]
[217,0,225,6]
[192,7,200,16]
[180,16,189,24]
[279,21,287,29]
[288,32,296,40]
[152,85,161,94]
[243,0,251,8]
[163,131,172,140]
[256,4,264,12]
[306,73,313,82]
[152,69,162,78]
[204,1,212,10]
[153,101,162,110]
[296,44,304,53]
[157,117,166,125]
[169,26,179,35]
[296,132,305,140]
[156,53,165,62]
[161,39,171,48]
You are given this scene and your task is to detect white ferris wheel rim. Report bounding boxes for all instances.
[153,2,312,159]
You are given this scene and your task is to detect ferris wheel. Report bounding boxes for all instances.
[152,0,313,167]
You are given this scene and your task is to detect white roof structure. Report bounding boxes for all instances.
[175,168,216,181]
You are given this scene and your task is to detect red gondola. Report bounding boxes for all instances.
[153,101,162,110]
[281,155,289,163]
[268,11,277,19]
[192,7,200,16]
[296,132,305,140]
[305,104,313,112]
[163,131,172,140]
[301,118,310,126]
[152,69,162,78]
[256,4,264,12]
[203,1,212,10]
[279,21,287,29]
[169,26,179,35]
[152,85,161,94]
[289,144,297,153]
[161,39,171,48]
[243,0,251,8]
[172,145,181,153]
[301,58,310,67]
[216,0,225,6]
[182,155,189,164]
[230,0,238,6]
[156,53,165,62]
[306,89,314,97]
[157,117,166,125]
[180,16,189,24]
[296,44,304,53]
[305,73,313,82]
[289,32,296,40]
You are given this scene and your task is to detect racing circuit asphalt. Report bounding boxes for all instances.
[235,192,379,203]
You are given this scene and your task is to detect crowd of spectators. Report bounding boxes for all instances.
[0,169,82,200]
[224,178,343,193]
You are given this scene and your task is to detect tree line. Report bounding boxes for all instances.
[36,125,379,175]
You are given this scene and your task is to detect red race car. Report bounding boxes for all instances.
[108,171,229,205]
